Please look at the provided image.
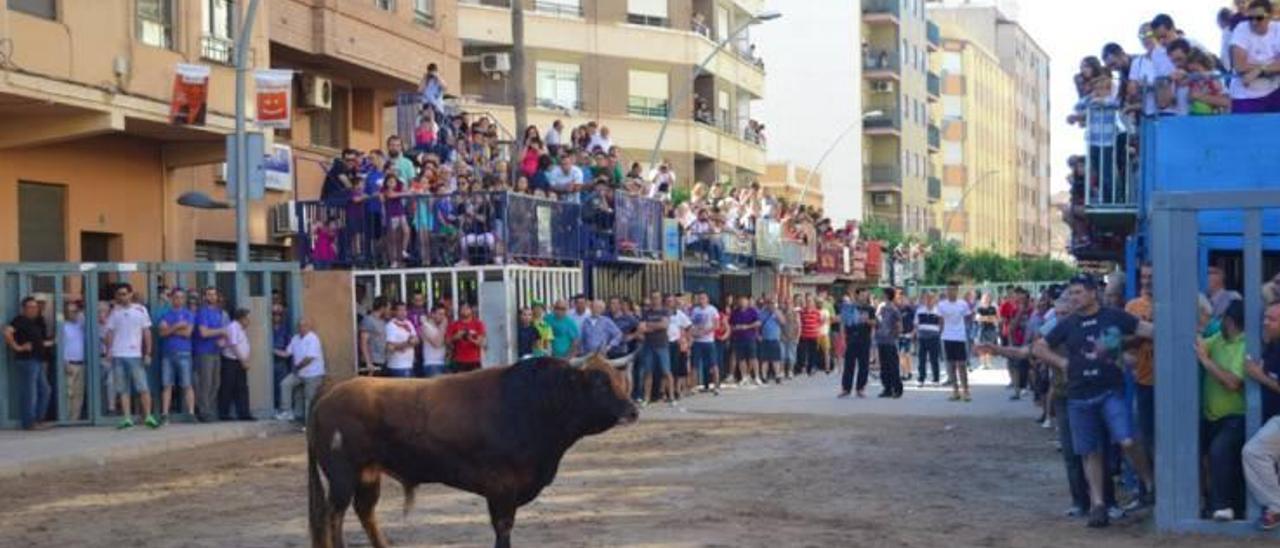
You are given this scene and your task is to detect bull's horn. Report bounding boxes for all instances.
[567,355,590,368]
[606,350,639,370]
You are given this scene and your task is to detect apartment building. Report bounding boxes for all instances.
[455,0,768,187]
[0,0,459,263]
[861,0,938,238]
[927,1,1050,256]
[761,162,823,211]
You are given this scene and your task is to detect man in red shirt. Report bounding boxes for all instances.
[445,303,486,373]
[797,295,824,376]
[998,288,1018,346]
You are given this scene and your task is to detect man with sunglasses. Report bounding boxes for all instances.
[321,148,360,202]
[1230,0,1280,113]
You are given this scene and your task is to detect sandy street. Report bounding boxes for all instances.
[0,377,1270,548]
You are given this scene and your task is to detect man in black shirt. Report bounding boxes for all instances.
[4,296,53,430]
[320,149,360,202]
[1033,274,1155,528]
[1244,301,1280,530]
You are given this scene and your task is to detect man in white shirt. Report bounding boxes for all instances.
[104,283,156,429]
[647,161,677,202]
[545,119,563,156]
[1229,0,1280,113]
[219,308,253,420]
[665,294,693,402]
[588,126,614,153]
[384,301,420,378]
[568,295,592,332]
[276,319,326,422]
[62,301,87,421]
[937,282,974,402]
[420,306,449,378]
[689,292,721,394]
[547,154,584,203]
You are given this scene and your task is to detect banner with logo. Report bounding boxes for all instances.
[254,69,294,128]
[263,144,293,192]
[170,63,210,126]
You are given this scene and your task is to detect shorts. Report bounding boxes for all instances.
[897,336,913,354]
[979,324,998,345]
[669,342,688,377]
[817,334,831,356]
[731,338,758,361]
[384,368,413,378]
[1067,389,1136,455]
[112,357,150,396]
[389,215,409,229]
[639,345,671,377]
[162,352,193,388]
[781,339,797,365]
[944,340,968,362]
[452,361,481,373]
[758,340,782,362]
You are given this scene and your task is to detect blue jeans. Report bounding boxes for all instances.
[273,357,290,410]
[1056,397,1116,510]
[423,364,447,378]
[17,359,50,429]
[1135,383,1154,458]
[634,345,670,400]
[162,352,193,388]
[1203,415,1246,515]
[384,368,413,378]
[691,342,717,387]
[1067,389,1135,456]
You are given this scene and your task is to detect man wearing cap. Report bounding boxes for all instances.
[1033,274,1156,528]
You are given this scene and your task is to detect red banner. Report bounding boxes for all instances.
[255,69,294,129]
[169,64,210,126]
[816,242,845,274]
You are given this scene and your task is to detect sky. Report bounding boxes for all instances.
[755,0,1225,223]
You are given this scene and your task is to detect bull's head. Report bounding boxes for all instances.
[568,351,639,431]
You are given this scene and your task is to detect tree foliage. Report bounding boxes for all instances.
[920,240,1074,285]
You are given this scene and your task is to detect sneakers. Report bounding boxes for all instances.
[1064,506,1085,518]
[1211,508,1235,522]
[962,394,973,402]
[1087,505,1109,528]
[917,381,925,388]
[838,391,852,399]
[273,410,296,422]
[117,418,135,430]
[144,415,161,429]
[1259,509,1280,531]
[948,394,962,402]
[1041,418,1054,429]
[1108,506,1126,521]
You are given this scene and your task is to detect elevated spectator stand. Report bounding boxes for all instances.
[0,262,303,429]
[581,192,678,303]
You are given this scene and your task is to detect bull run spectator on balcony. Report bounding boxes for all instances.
[1074,56,1108,98]
[1229,0,1280,113]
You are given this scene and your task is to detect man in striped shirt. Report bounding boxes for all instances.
[797,295,825,376]
[914,291,943,386]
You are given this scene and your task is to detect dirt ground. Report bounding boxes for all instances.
[0,412,1269,548]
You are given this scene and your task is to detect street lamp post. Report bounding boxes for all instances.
[796,109,885,207]
[231,0,262,307]
[647,10,781,170]
[942,169,1000,247]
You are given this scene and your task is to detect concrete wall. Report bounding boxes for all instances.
[301,270,356,381]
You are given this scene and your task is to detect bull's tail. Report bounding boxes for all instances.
[307,425,330,547]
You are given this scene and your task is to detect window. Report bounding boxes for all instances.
[8,0,56,19]
[943,142,963,164]
[18,182,66,262]
[942,96,963,119]
[627,70,669,117]
[375,0,395,11]
[137,0,175,50]
[535,62,581,110]
[714,5,729,41]
[311,85,350,150]
[414,0,434,26]
[201,0,235,64]
[717,90,730,131]
[627,0,667,27]
[533,0,582,17]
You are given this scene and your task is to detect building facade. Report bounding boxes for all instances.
[760,162,823,210]
[0,0,460,263]
[455,0,767,187]
[927,1,1050,256]
[861,0,937,238]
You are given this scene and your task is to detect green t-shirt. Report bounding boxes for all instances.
[1201,333,1245,421]
[545,315,579,358]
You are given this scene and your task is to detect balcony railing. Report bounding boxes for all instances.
[459,0,512,7]
[928,124,941,149]
[627,96,669,118]
[627,13,669,27]
[200,35,234,65]
[928,176,942,201]
[1082,103,1138,211]
[864,164,901,186]
[532,1,583,17]
[862,49,900,73]
[927,72,941,98]
[863,0,900,18]
[582,192,665,262]
[927,21,941,48]
[863,111,901,131]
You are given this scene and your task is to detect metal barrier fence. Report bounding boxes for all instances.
[1083,102,1139,210]
[582,191,665,262]
[0,262,302,429]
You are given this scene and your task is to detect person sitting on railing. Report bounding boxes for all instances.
[623,162,646,195]
[686,208,724,266]
[421,62,447,122]
[1228,0,1280,113]
[458,181,497,266]
[648,160,676,202]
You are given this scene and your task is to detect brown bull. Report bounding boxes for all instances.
[307,353,638,548]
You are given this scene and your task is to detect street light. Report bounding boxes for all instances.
[942,170,1001,246]
[796,109,885,207]
[177,191,230,210]
[647,10,782,169]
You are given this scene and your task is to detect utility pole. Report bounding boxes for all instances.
[233,0,262,308]
[511,0,527,179]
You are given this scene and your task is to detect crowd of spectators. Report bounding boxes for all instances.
[1064,4,1280,250]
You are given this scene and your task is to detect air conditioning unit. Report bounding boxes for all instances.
[871,81,894,93]
[873,193,896,206]
[270,201,299,239]
[480,52,511,74]
[301,74,332,110]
